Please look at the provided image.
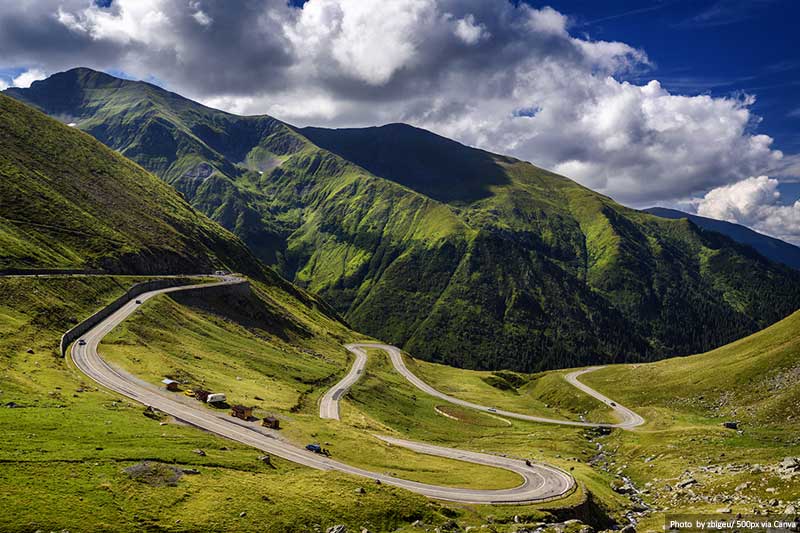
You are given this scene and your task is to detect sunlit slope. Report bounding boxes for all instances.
[0,275,439,532]
[582,309,800,426]
[9,68,800,372]
[0,93,264,276]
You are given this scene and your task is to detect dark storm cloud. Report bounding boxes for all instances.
[0,1,294,95]
[0,1,125,68]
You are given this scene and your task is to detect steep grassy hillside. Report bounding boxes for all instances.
[10,68,800,372]
[574,309,800,530]
[0,92,264,276]
[582,308,800,427]
[646,207,800,270]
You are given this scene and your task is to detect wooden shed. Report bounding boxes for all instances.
[230,405,253,420]
[261,416,280,429]
[161,378,179,392]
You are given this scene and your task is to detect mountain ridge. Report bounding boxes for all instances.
[645,206,800,270]
[0,90,268,280]
[7,67,800,372]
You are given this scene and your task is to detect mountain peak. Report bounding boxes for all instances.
[4,67,131,116]
[300,121,514,203]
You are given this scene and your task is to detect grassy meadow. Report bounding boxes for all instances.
[2,273,799,532]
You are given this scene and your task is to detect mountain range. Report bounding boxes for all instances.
[645,207,800,270]
[6,67,800,372]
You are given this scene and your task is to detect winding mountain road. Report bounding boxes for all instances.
[69,278,575,504]
[322,344,644,429]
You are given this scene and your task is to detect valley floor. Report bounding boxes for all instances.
[1,274,798,532]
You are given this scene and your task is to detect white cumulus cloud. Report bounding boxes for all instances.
[192,10,212,26]
[695,176,800,245]
[454,14,488,45]
[12,68,47,88]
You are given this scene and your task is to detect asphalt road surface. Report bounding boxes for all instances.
[70,279,574,504]
[319,346,368,420]
[331,344,645,429]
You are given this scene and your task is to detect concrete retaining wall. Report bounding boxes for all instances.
[60,278,197,357]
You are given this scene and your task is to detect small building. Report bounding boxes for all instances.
[262,416,280,429]
[231,405,253,420]
[162,378,179,392]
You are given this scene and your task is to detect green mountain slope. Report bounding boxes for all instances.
[583,307,800,426]
[9,68,800,371]
[646,206,800,270]
[0,92,267,276]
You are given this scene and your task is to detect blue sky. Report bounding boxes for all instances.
[547,0,799,155]
[539,0,800,212]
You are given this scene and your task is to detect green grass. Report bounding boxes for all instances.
[581,309,800,426]
[0,276,441,532]
[6,272,798,531]
[559,310,800,528]
[405,355,617,424]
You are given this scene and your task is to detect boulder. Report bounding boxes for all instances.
[192,449,206,456]
[677,478,697,489]
[779,457,799,472]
